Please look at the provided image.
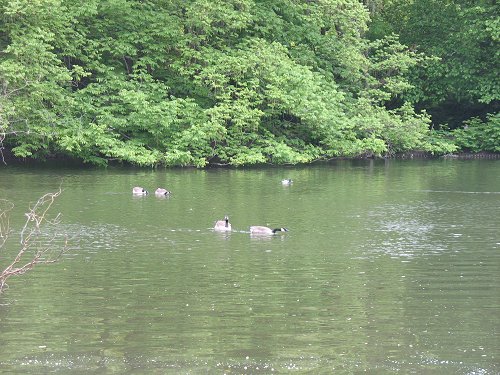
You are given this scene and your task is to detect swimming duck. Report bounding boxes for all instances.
[132,187,148,195]
[281,179,293,185]
[214,215,232,231]
[155,188,171,196]
[250,226,288,235]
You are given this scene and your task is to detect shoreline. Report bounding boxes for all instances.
[1,149,499,168]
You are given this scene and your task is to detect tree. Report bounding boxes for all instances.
[0,0,461,166]
[367,0,499,128]
[0,189,67,293]
[0,0,76,158]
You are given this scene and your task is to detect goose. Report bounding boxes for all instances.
[132,187,148,195]
[155,188,171,196]
[214,215,232,231]
[250,226,288,235]
[281,179,293,185]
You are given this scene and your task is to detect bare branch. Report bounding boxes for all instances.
[0,199,14,249]
[0,188,68,293]
[0,131,6,165]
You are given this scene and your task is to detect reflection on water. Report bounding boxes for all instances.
[363,203,444,259]
[0,160,498,373]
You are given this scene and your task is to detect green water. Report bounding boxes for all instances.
[0,159,499,374]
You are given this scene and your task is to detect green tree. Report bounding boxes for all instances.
[1,0,459,166]
[368,0,499,128]
[0,0,76,157]
[452,113,500,153]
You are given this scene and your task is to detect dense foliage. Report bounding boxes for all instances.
[0,0,497,166]
[367,0,499,134]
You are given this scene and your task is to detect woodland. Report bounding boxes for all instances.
[0,0,498,167]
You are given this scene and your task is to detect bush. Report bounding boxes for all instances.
[452,113,500,153]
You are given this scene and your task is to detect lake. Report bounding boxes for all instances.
[0,159,499,374]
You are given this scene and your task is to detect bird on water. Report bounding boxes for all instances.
[214,215,232,231]
[250,226,288,235]
[155,188,171,196]
[132,187,148,195]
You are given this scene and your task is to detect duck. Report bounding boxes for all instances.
[155,188,171,196]
[281,179,293,185]
[250,226,288,235]
[132,187,148,195]
[214,215,232,231]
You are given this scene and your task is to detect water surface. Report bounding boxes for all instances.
[0,159,498,373]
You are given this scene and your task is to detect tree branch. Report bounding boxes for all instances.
[0,188,68,293]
